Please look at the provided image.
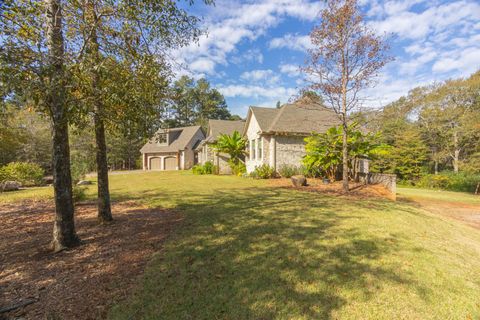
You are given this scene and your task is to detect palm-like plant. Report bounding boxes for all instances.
[213,130,248,166]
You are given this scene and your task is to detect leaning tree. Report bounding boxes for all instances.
[303,0,392,192]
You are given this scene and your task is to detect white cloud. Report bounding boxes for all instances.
[279,64,301,77]
[369,1,480,40]
[432,47,480,74]
[240,69,280,85]
[218,84,297,100]
[189,58,216,74]
[269,34,312,51]
[231,48,264,65]
[361,0,480,107]
[175,0,322,76]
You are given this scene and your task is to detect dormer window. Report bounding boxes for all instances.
[155,132,168,145]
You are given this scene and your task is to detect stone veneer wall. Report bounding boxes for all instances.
[359,173,397,199]
[368,173,396,194]
[262,135,270,165]
[275,135,307,169]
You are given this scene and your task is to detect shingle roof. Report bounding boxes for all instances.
[140,125,204,153]
[249,107,278,132]
[248,102,340,135]
[206,119,245,142]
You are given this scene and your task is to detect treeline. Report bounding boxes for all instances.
[0,76,234,173]
[361,71,480,191]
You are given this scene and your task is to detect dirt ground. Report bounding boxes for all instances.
[402,197,480,230]
[269,178,395,200]
[0,200,182,320]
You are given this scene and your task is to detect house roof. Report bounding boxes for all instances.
[245,101,340,135]
[205,119,245,143]
[140,125,203,154]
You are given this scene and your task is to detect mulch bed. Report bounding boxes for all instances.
[269,178,395,200]
[0,200,183,320]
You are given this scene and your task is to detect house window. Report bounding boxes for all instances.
[257,138,262,160]
[251,139,256,160]
[155,132,167,144]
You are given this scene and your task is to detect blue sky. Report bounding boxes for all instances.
[175,0,480,117]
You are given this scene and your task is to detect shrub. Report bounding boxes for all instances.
[250,164,276,179]
[301,165,323,178]
[192,161,217,175]
[72,186,87,204]
[278,165,302,178]
[0,167,10,183]
[1,162,44,186]
[203,161,216,174]
[416,174,450,190]
[71,159,89,183]
[416,171,480,193]
[192,164,205,175]
[229,161,246,176]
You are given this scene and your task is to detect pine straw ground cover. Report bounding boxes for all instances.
[0,200,182,319]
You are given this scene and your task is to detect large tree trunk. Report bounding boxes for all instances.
[46,0,80,251]
[85,0,113,222]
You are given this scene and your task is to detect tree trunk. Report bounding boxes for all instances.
[46,0,80,251]
[342,121,349,191]
[85,1,113,222]
[434,160,438,175]
[453,128,459,173]
[94,110,113,222]
[341,51,349,192]
[341,80,349,191]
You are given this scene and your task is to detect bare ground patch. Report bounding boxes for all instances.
[0,200,182,320]
[399,197,480,230]
[269,178,395,200]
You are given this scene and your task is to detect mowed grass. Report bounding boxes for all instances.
[2,171,480,319]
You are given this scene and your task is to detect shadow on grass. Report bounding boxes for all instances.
[109,186,428,320]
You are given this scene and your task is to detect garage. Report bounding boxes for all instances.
[164,157,177,170]
[150,157,162,170]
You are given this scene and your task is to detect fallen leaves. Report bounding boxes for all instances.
[0,200,182,319]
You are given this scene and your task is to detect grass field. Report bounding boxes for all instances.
[2,171,480,319]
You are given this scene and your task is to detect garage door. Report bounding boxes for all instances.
[164,157,177,170]
[150,157,162,170]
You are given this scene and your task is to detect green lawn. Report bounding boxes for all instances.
[2,171,480,319]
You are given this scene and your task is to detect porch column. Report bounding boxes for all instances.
[143,153,147,170]
[270,135,276,170]
[160,156,165,170]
